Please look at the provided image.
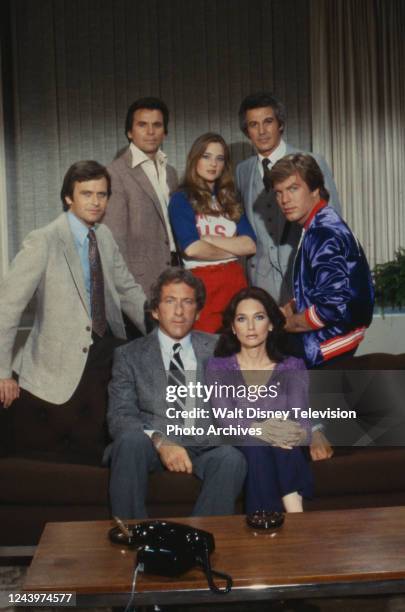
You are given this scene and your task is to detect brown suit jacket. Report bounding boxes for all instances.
[103,147,178,297]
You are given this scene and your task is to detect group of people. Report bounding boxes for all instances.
[0,90,374,519]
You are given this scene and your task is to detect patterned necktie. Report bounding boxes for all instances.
[167,343,186,412]
[88,229,107,337]
[262,158,272,192]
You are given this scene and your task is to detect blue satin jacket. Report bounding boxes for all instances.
[293,202,374,367]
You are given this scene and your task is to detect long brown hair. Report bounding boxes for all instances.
[181,132,242,221]
[215,287,289,362]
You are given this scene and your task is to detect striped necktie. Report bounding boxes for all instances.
[167,343,186,412]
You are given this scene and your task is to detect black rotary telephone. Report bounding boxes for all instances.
[109,519,232,594]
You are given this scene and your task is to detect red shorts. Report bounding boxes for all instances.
[191,260,248,333]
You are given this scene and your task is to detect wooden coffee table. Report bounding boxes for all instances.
[23,507,405,607]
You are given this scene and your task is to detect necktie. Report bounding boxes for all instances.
[88,229,107,337]
[167,343,186,412]
[262,158,272,192]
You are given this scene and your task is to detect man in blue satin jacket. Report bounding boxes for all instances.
[269,153,374,369]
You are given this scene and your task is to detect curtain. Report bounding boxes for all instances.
[4,0,311,260]
[311,0,405,266]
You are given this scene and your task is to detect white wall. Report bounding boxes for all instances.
[357,314,405,356]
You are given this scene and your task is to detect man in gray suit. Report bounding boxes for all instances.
[107,268,247,519]
[103,97,178,300]
[236,92,341,306]
[0,161,146,416]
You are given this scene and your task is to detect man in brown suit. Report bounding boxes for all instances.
[103,97,178,303]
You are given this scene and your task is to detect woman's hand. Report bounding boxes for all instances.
[184,239,233,260]
[202,235,256,256]
[254,418,307,449]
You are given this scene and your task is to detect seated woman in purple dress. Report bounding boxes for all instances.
[206,287,313,513]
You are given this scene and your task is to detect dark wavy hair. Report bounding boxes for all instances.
[269,153,330,202]
[61,160,111,211]
[238,92,286,136]
[125,96,169,137]
[148,267,206,312]
[180,132,242,222]
[214,287,289,362]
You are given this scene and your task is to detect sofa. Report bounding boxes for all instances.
[1,352,405,547]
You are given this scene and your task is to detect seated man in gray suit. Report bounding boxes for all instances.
[107,268,247,519]
[236,91,341,306]
[103,97,179,301]
[0,161,146,425]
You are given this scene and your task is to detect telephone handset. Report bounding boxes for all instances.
[109,520,232,594]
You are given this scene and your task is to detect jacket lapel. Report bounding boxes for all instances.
[57,214,90,317]
[144,328,168,393]
[96,227,119,320]
[124,150,166,227]
[166,165,178,195]
[247,156,262,208]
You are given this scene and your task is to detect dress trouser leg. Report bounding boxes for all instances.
[109,430,162,519]
[191,446,247,516]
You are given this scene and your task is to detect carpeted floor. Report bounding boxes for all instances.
[1,565,405,611]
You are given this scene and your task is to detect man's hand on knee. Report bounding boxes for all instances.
[158,443,193,474]
[0,378,20,408]
[310,430,334,461]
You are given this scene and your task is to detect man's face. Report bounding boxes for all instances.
[65,178,109,227]
[127,108,166,159]
[152,282,199,340]
[274,173,320,226]
[245,106,283,156]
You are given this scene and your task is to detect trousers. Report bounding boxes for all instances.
[108,430,247,518]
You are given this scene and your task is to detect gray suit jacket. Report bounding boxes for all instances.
[103,147,178,298]
[107,328,217,446]
[0,213,147,404]
[236,143,341,305]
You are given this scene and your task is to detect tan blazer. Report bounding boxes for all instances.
[0,213,146,404]
[103,147,178,297]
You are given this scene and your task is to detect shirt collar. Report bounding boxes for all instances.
[303,199,328,230]
[67,211,97,246]
[258,139,287,166]
[158,327,192,354]
[129,142,167,169]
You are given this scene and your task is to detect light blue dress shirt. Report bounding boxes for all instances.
[67,211,98,310]
[158,328,197,371]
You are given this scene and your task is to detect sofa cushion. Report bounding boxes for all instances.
[0,458,109,505]
[0,458,202,508]
[312,447,405,497]
[148,471,202,503]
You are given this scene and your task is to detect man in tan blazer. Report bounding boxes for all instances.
[103,97,178,301]
[0,161,146,413]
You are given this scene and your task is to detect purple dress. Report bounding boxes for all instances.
[205,354,313,513]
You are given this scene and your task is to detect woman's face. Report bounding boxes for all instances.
[232,298,273,350]
[195,142,225,190]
